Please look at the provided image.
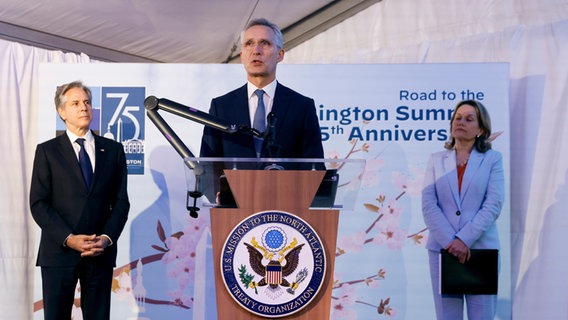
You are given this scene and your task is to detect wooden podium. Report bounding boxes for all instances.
[209,169,339,319]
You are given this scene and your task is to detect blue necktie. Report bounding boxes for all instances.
[76,138,93,187]
[253,89,266,156]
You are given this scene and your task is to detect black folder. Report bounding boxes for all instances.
[440,249,498,295]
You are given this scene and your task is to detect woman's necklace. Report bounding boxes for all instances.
[456,150,470,167]
[457,158,468,167]
[455,143,472,167]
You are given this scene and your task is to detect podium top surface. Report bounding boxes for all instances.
[183,157,366,211]
[183,156,365,165]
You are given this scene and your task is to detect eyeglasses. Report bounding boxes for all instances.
[242,39,276,51]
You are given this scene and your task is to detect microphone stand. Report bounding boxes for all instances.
[145,101,201,218]
[144,95,263,217]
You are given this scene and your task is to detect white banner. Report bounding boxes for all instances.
[36,63,510,319]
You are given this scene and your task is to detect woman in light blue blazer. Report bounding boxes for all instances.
[422,100,504,320]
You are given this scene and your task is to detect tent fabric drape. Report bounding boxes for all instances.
[0,40,94,319]
[284,1,568,318]
[1,0,568,318]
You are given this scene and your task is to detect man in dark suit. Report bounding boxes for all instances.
[199,19,324,202]
[200,18,324,159]
[30,81,130,320]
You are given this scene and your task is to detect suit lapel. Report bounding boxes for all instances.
[92,135,108,188]
[459,149,483,200]
[235,85,253,127]
[272,82,289,124]
[442,150,462,208]
[231,85,258,153]
[57,133,87,189]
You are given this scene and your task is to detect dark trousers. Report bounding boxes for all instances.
[41,260,113,320]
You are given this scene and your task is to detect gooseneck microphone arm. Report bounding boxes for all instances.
[145,97,204,218]
[145,95,236,218]
[144,95,270,218]
[144,96,263,138]
[144,97,203,174]
[145,96,239,135]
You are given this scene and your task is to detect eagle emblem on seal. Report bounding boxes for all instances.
[222,211,326,317]
[241,227,309,298]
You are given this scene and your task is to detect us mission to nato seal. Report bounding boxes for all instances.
[221,210,327,318]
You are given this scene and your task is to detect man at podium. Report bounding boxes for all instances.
[199,18,324,159]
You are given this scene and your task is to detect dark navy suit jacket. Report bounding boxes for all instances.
[199,82,324,202]
[200,82,324,159]
[30,132,130,267]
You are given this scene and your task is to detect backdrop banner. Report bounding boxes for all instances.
[36,63,510,319]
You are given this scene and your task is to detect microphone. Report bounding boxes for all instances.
[264,112,280,158]
[144,96,239,135]
[265,112,277,142]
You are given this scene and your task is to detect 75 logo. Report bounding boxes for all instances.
[101,87,145,143]
[100,87,146,174]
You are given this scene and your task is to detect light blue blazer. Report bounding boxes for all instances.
[422,148,504,252]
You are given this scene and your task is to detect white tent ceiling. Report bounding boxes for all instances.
[0,0,380,63]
